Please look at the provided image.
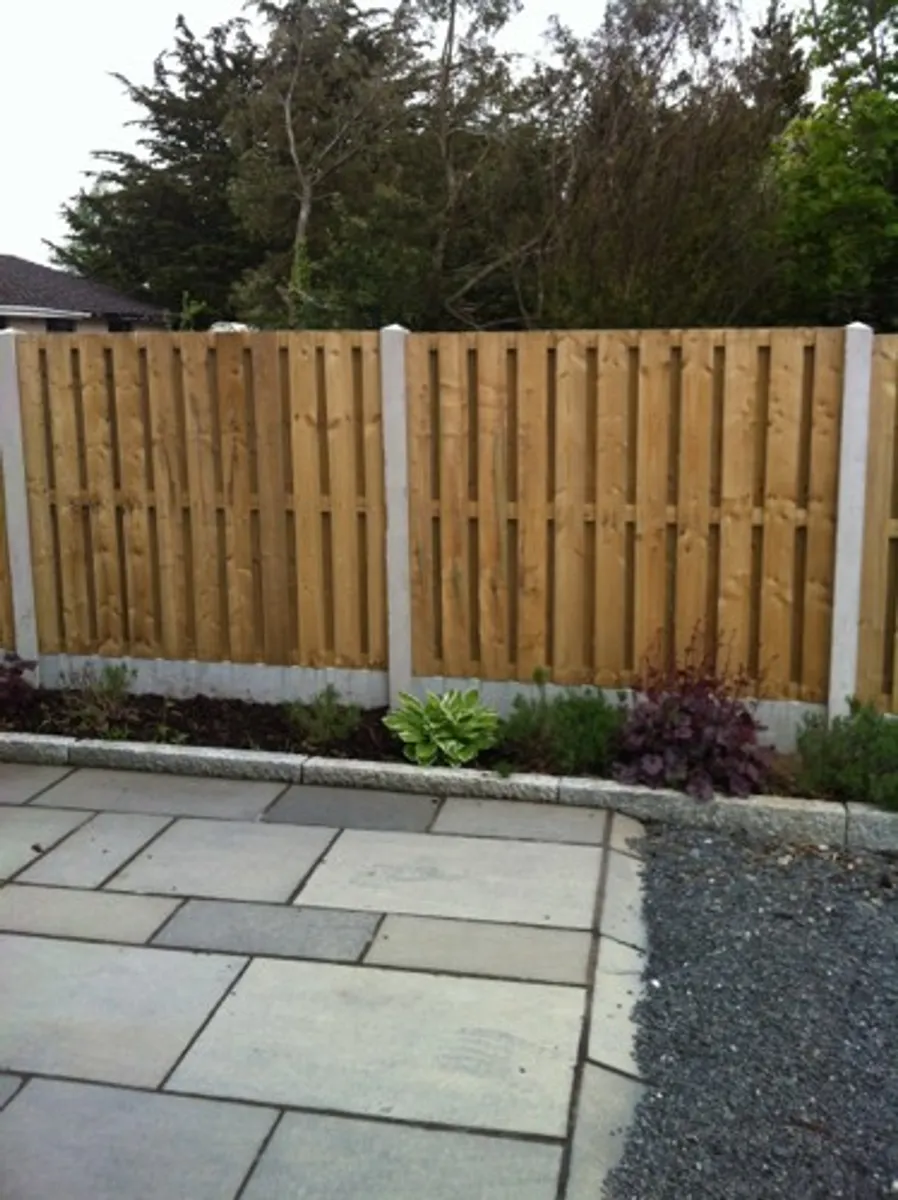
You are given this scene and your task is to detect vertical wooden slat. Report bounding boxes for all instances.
[0,460,13,651]
[180,336,220,661]
[759,330,804,695]
[252,332,290,664]
[676,332,714,651]
[45,338,90,653]
[634,332,670,669]
[437,334,470,677]
[553,334,588,683]
[216,334,254,663]
[594,333,630,683]
[718,331,758,671]
[112,337,152,656]
[406,335,436,676]
[144,336,186,659]
[361,334,387,668]
[858,337,898,704]
[79,337,123,654]
[476,334,508,679]
[290,335,326,666]
[516,333,550,679]
[803,329,843,700]
[324,333,362,667]
[16,338,59,652]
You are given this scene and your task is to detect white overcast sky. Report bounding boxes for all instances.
[1,0,596,266]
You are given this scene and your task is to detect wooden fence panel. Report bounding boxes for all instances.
[409,328,842,696]
[0,462,14,651]
[15,331,386,671]
[858,334,898,707]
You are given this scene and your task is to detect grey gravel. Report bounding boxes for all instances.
[605,826,898,1200]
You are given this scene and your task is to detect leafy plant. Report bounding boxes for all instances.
[60,663,138,737]
[797,701,898,810]
[384,690,499,768]
[499,670,624,776]
[613,649,771,800]
[0,653,36,712]
[285,685,361,752]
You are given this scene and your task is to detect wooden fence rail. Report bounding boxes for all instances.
[0,322,890,719]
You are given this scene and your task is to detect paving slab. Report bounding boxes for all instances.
[106,818,335,902]
[433,798,606,844]
[0,934,243,1086]
[601,850,647,949]
[0,763,70,805]
[588,936,645,1078]
[299,829,601,928]
[242,1110,563,1200]
[18,812,170,887]
[0,1079,276,1200]
[36,767,283,819]
[610,812,646,858]
[0,885,178,943]
[565,1063,644,1200]
[169,958,585,1137]
[0,806,91,878]
[153,899,379,960]
[264,783,440,831]
[367,914,591,984]
[0,1073,22,1109]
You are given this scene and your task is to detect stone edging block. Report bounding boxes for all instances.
[0,733,892,849]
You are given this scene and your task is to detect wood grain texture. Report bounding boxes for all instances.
[476,334,509,679]
[594,333,630,682]
[553,333,588,682]
[406,335,436,675]
[676,332,714,653]
[437,334,470,677]
[516,333,550,678]
[361,333,387,668]
[634,332,671,670]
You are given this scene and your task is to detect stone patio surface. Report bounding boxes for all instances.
[0,763,647,1199]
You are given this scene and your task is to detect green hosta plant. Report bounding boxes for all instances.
[384,690,499,768]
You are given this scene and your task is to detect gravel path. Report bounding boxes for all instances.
[605,827,898,1200]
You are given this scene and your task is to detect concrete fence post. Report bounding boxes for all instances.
[380,324,412,708]
[828,321,875,719]
[0,330,38,664]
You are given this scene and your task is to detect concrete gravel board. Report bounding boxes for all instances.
[106,817,335,902]
[0,934,244,1086]
[37,767,283,820]
[0,1079,276,1200]
[298,829,602,928]
[19,812,170,888]
[367,914,591,984]
[169,957,585,1137]
[241,1110,563,1200]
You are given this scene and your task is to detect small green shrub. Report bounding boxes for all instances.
[797,701,898,810]
[499,679,624,776]
[384,690,499,767]
[61,663,138,737]
[285,685,361,751]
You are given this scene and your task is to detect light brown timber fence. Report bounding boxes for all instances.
[0,322,890,724]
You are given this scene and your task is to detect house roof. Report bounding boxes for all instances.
[0,255,164,321]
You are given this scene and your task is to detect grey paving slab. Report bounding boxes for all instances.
[565,1063,644,1200]
[169,958,585,1137]
[106,818,335,902]
[589,936,645,1079]
[299,829,601,928]
[367,914,591,984]
[264,783,440,831]
[242,1110,563,1200]
[433,798,606,844]
[0,885,178,943]
[37,767,283,819]
[0,1079,276,1200]
[0,1073,22,1109]
[601,849,647,950]
[0,807,91,878]
[610,812,646,858]
[0,934,243,1086]
[18,812,170,887]
[153,898,379,960]
[0,763,70,805]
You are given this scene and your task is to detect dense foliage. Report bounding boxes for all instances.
[384,689,500,767]
[499,685,624,776]
[797,701,898,810]
[52,0,898,330]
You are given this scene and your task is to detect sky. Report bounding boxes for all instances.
[1,0,596,266]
